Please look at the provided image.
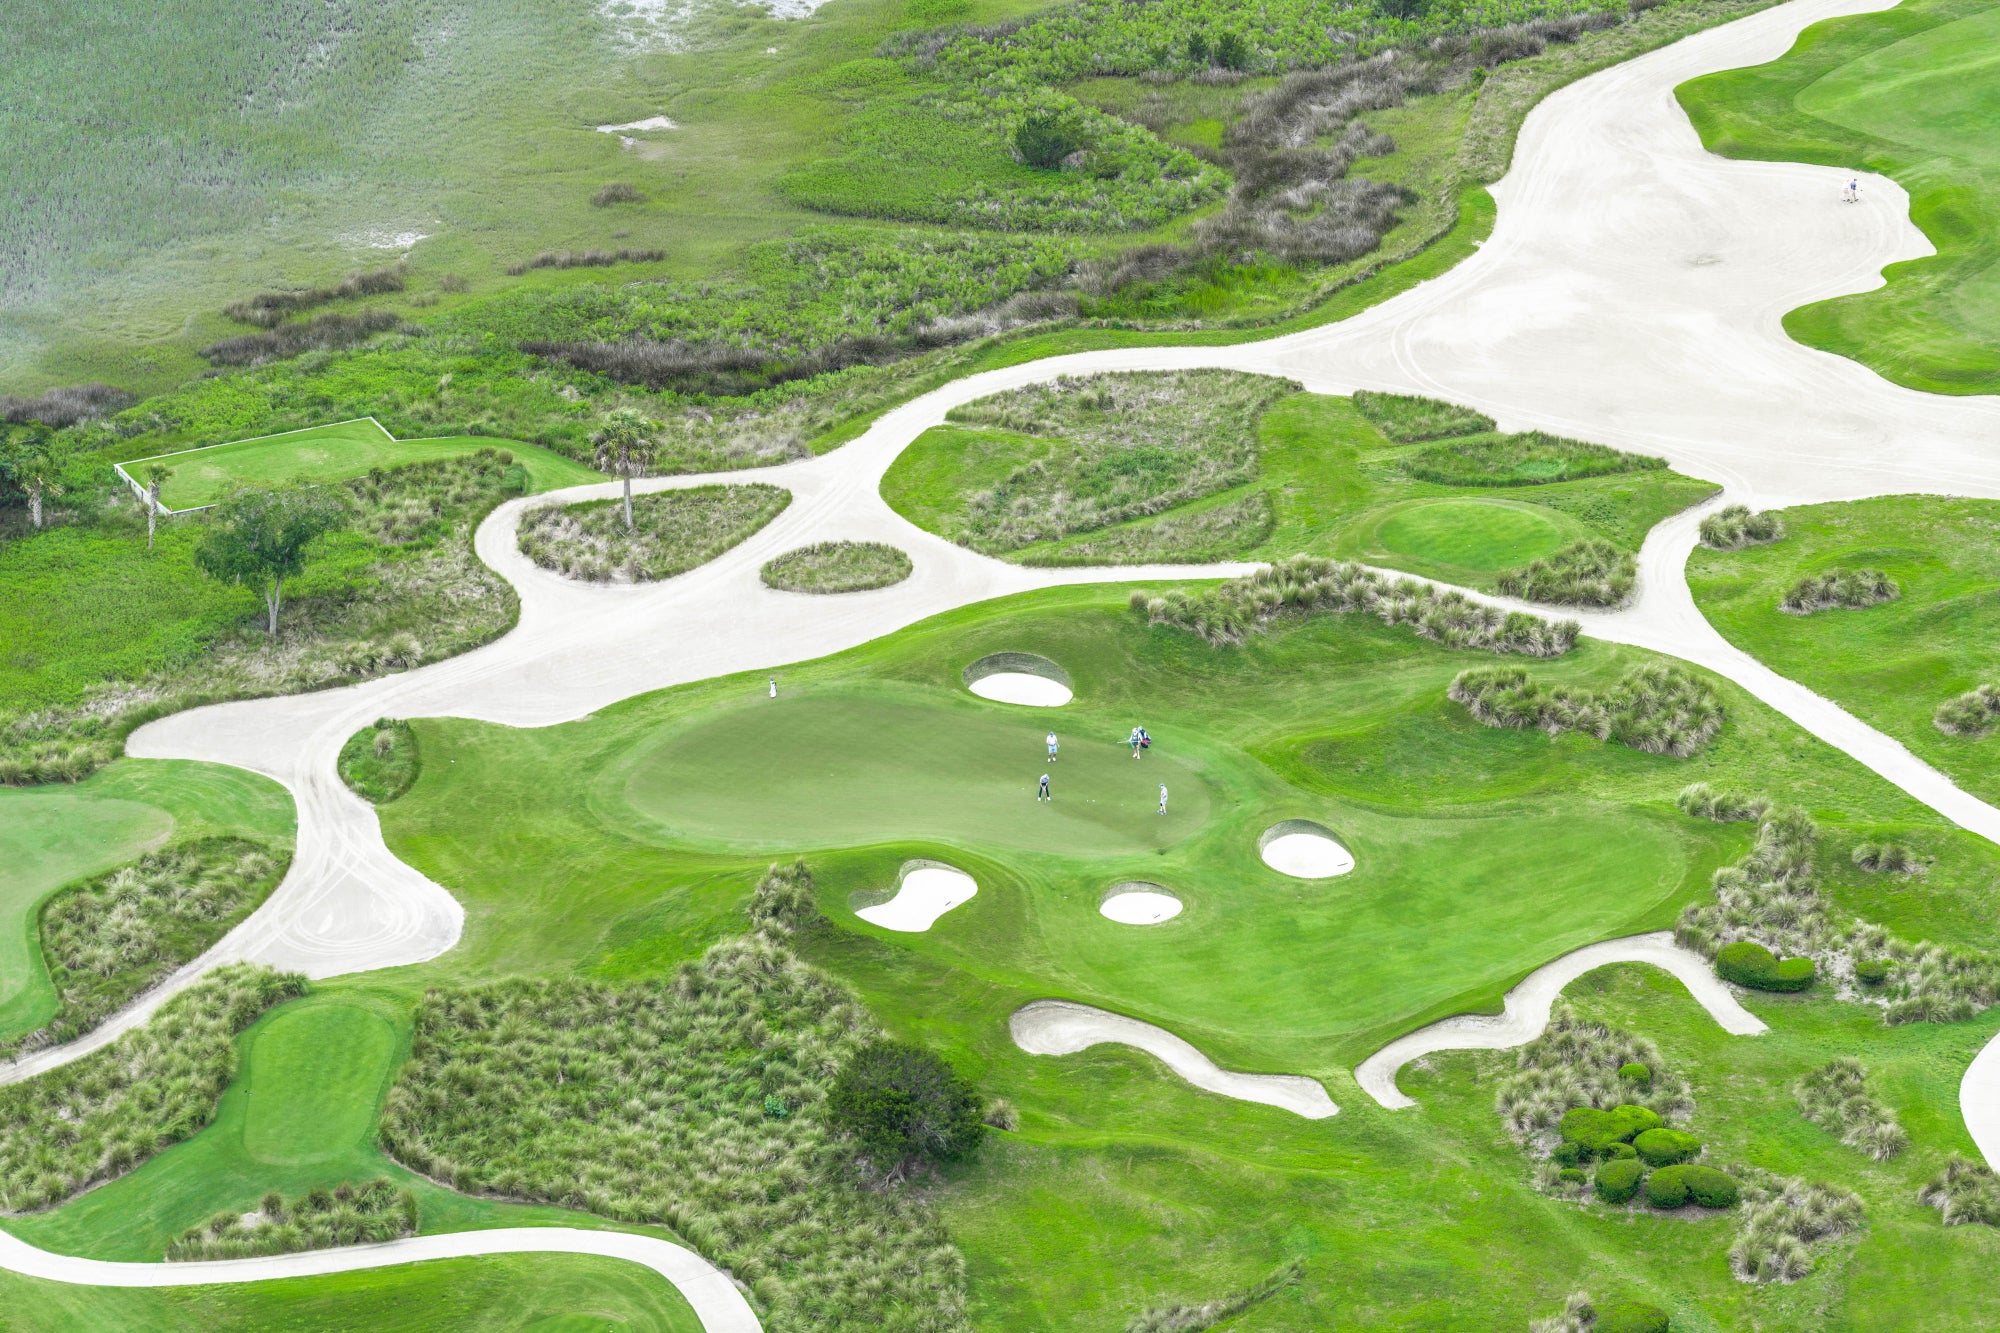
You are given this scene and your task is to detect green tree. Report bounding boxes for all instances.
[143,464,173,551]
[192,485,347,636]
[593,408,660,533]
[1015,112,1086,169]
[1213,31,1250,70]
[827,1039,985,1178]
[1,425,65,530]
[1185,31,1210,64]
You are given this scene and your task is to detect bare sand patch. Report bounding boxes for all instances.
[1099,882,1183,925]
[964,652,1072,706]
[851,860,977,932]
[1259,820,1355,878]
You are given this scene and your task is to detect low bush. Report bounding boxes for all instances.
[168,1178,418,1260]
[1935,683,2000,737]
[223,266,406,327]
[1855,958,1891,986]
[1558,1166,1589,1186]
[1648,1164,1738,1210]
[1851,841,1923,876]
[1449,661,1723,756]
[1715,940,1815,992]
[1676,782,1769,822]
[1794,1057,1906,1161]
[337,718,420,803]
[1495,538,1635,606]
[1921,1155,2000,1227]
[1015,111,1086,167]
[1698,504,1783,551]
[505,247,664,276]
[1618,1061,1651,1086]
[828,1040,986,1178]
[1594,1157,1643,1204]
[1633,1127,1700,1166]
[1142,556,1578,655]
[591,182,645,206]
[0,964,304,1211]
[1780,568,1898,613]
[1402,432,1666,486]
[1596,1302,1671,1333]
[1607,1141,1638,1160]
[1560,1104,1662,1156]
[761,541,913,593]
[11,839,288,1053]
[1730,1170,1863,1283]
[1124,1258,1302,1333]
[201,310,406,366]
[1350,391,1492,442]
[518,484,791,584]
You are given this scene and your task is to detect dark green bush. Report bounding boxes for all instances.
[1715,940,1816,992]
[1618,1061,1652,1086]
[1558,1167,1588,1187]
[1595,1157,1643,1204]
[828,1039,986,1176]
[1633,1127,1700,1167]
[1647,1164,1738,1209]
[1607,1142,1638,1161]
[1560,1104,1662,1156]
[1552,1140,1583,1168]
[1597,1301,1671,1333]
[1016,113,1086,169]
[1212,31,1250,69]
[1855,958,1891,986]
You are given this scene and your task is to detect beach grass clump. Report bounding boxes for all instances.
[1780,568,1898,613]
[1124,1258,1303,1333]
[517,484,791,583]
[168,1178,418,1260]
[1138,556,1578,655]
[1920,1156,2000,1227]
[1934,683,2000,737]
[1851,841,1924,876]
[337,718,420,803]
[1402,433,1666,487]
[1027,492,1274,565]
[10,839,288,1054]
[0,964,304,1211]
[1699,504,1783,550]
[760,541,913,593]
[1492,1005,1692,1156]
[1528,1292,1596,1333]
[378,863,971,1333]
[1495,539,1635,606]
[1449,661,1723,756]
[1350,391,1493,442]
[1794,1058,1907,1161]
[1676,782,1769,823]
[1729,1170,1863,1283]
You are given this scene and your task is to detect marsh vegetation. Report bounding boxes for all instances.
[517,484,790,583]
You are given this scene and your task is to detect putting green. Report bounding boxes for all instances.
[127,420,601,510]
[1369,497,1573,571]
[621,694,1210,855]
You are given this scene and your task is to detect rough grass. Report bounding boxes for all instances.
[1023,491,1274,565]
[1350,390,1493,442]
[1495,537,1636,606]
[1793,1058,1908,1161]
[1728,1169,1865,1284]
[516,484,791,584]
[1403,432,1667,486]
[0,964,304,1212]
[760,541,913,593]
[337,720,420,804]
[7,838,287,1054]
[1449,661,1724,756]
[167,1177,418,1260]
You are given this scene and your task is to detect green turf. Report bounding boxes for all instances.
[126,420,601,510]
[1678,0,2000,394]
[0,760,293,1038]
[1368,496,1580,571]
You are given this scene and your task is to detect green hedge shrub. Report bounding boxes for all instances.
[1618,1061,1651,1086]
[1647,1164,1738,1210]
[1560,1104,1663,1156]
[1597,1301,1671,1333]
[1595,1157,1643,1204]
[1855,958,1891,987]
[1559,1167,1588,1187]
[1607,1142,1638,1160]
[1715,940,1816,991]
[1633,1127,1700,1167]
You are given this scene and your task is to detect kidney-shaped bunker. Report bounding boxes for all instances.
[851,859,978,932]
[963,652,1073,707]
[1259,820,1355,879]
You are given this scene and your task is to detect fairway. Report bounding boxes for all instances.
[125,420,603,509]
[1369,497,1577,572]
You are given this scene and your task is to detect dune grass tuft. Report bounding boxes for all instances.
[168,1177,418,1260]
[1729,1169,1864,1284]
[1449,661,1723,756]
[1794,1058,1907,1161]
[518,484,790,584]
[1350,391,1493,442]
[1780,568,1897,613]
[1934,683,2000,737]
[761,541,913,593]
[1495,538,1635,606]
[1699,504,1783,551]
[1921,1156,2000,1227]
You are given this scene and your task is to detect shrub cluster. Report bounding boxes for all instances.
[1633,1127,1700,1166]
[1934,683,2000,738]
[1125,1259,1303,1333]
[1596,1303,1671,1333]
[1350,391,1492,443]
[591,183,646,207]
[1495,538,1635,606]
[1138,556,1579,655]
[1402,432,1665,486]
[223,266,406,327]
[0,383,134,428]
[1646,1163,1739,1209]
[0,964,304,1211]
[201,310,406,366]
[518,484,791,584]
[1559,1104,1660,1156]
[505,247,665,276]
[760,541,914,594]
[168,1178,418,1260]
[378,864,971,1333]
[337,718,421,803]
[1698,504,1782,551]
[1729,1170,1863,1283]
[1920,1155,2000,1227]
[827,1040,985,1178]
[1714,940,1815,992]
[1676,782,1768,823]
[1779,568,1898,614]
[1851,840,1923,876]
[1794,1058,1906,1161]
[8,838,287,1054]
[1492,1005,1692,1154]
[1448,660,1723,756]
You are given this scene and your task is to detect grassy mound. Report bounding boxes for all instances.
[1350,391,1495,442]
[1374,498,1572,572]
[1495,538,1636,606]
[516,483,790,583]
[760,541,913,593]
[338,720,421,804]
[1403,433,1667,487]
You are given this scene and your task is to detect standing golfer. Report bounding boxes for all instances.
[1158,783,1168,815]
[1038,773,1052,802]
[1047,730,1059,762]
[768,677,777,699]
[1128,726,1143,758]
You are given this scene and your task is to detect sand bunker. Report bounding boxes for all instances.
[1011,1001,1336,1119]
[1259,821,1354,878]
[852,861,977,932]
[596,115,679,134]
[1099,882,1183,925]
[963,652,1072,707]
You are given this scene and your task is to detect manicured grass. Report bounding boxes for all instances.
[338,720,422,805]
[1678,0,2000,394]
[0,759,293,1039]
[1689,495,2000,808]
[126,420,600,510]
[1369,497,1580,571]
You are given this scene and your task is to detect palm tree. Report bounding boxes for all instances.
[143,463,173,550]
[592,409,660,533]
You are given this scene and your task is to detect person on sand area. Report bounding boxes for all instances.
[1047,730,1059,762]
[1038,773,1051,802]
[1158,783,1168,816]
